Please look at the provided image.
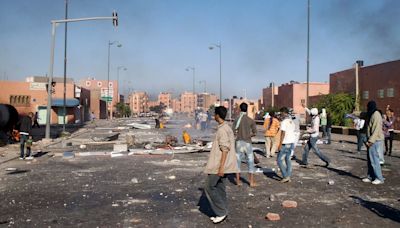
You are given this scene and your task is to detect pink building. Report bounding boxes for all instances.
[129,92,149,114]
[197,93,217,111]
[180,92,197,114]
[79,78,118,119]
[262,81,329,114]
[171,98,181,113]
[158,92,172,108]
[0,76,90,124]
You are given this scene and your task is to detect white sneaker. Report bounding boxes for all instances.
[372,179,384,185]
[25,156,34,160]
[362,178,372,183]
[212,215,227,224]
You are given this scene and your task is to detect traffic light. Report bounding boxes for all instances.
[112,10,118,27]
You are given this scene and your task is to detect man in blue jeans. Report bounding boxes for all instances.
[362,101,384,185]
[277,107,296,183]
[301,107,330,168]
[232,103,258,187]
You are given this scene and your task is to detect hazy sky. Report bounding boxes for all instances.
[0,0,399,100]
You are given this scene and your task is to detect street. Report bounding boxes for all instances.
[1,118,400,227]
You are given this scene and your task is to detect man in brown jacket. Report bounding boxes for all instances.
[204,106,239,224]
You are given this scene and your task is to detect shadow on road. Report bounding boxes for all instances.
[343,155,367,162]
[6,169,30,175]
[321,166,361,180]
[350,196,400,223]
[197,188,215,217]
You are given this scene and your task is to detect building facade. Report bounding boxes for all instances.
[158,92,172,108]
[79,78,118,119]
[129,91,149,114]
[262,81,329,114]
[330,59,400,129]
[180,92,197,114]
[0,76,89,124]
[197,93,217,111]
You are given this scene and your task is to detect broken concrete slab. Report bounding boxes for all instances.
[127,123,152,129]
[113,144,128,152]
[91,133,120,142]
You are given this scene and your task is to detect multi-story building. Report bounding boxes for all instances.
[262,83,278,109]
[330,59,400,129]
[171,98,181,113]
[158,92,172,108]
[129,91,149,114]
[262,81,329,114]
[197,93,218,111]
[180,92,197,114]
[0,76,90,124]
[79,78,118,119]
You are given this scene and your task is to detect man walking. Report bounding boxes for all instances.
[18,112,33,159]
[277,107,296,183]
[301,107,330,168]
[362,101,385,185]
[232,103,257,187]
[204,106,239,224]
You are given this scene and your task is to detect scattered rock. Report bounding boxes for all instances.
[167,175,176,180]
[269,194,276,201]
[79,144,87,149]
[282,200,298,208]
[265,213,280,221]
[112,203,119,207]
[328,180,335,185]
[131,178,139,184]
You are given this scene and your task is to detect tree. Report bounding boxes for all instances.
[314,93,354,126]
[115,102,131,118]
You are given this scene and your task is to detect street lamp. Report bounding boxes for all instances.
[45,11,119,139]
[107,40,122,120]
[185,66,195,94]
[117,66,127,102]
[209,43,222,104]
[199,80,207,93]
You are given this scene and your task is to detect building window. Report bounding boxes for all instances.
[97,81,102,87]
[9,95,30,107]
[387,88,394,97]
[362,91,369,100]
[377,89,384,98]
[86,81,91,87]
[109,82,113,88]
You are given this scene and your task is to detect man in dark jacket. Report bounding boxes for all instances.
[18,112,33,159]
[232,103,258,187]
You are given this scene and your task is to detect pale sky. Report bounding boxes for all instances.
[0,0,399,100]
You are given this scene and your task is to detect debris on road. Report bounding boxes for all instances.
[265,213,281,221]
[282,200,298,208]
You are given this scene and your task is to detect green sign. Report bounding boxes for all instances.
[101,97,113,102]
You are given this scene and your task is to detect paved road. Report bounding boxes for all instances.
[1,118,400,227]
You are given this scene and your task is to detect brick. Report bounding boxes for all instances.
[265,213,280,221]
[282,200,297,208]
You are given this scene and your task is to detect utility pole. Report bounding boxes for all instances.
[306,0,310,107]
[45,12,119,139]
[62,0,68,132]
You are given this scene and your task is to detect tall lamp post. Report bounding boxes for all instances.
[199,80,207,93]
[107,40,122,120]
[306,0,310,107]
[185,66,195,94]
[117,66,127,102]
[45,11,119,139]
[209,43,222,105]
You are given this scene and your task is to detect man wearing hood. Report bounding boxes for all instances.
[301,107,330,168]
[362,100,384,185]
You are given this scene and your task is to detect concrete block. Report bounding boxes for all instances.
[282,200,298,208]
[113,144,128,152]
